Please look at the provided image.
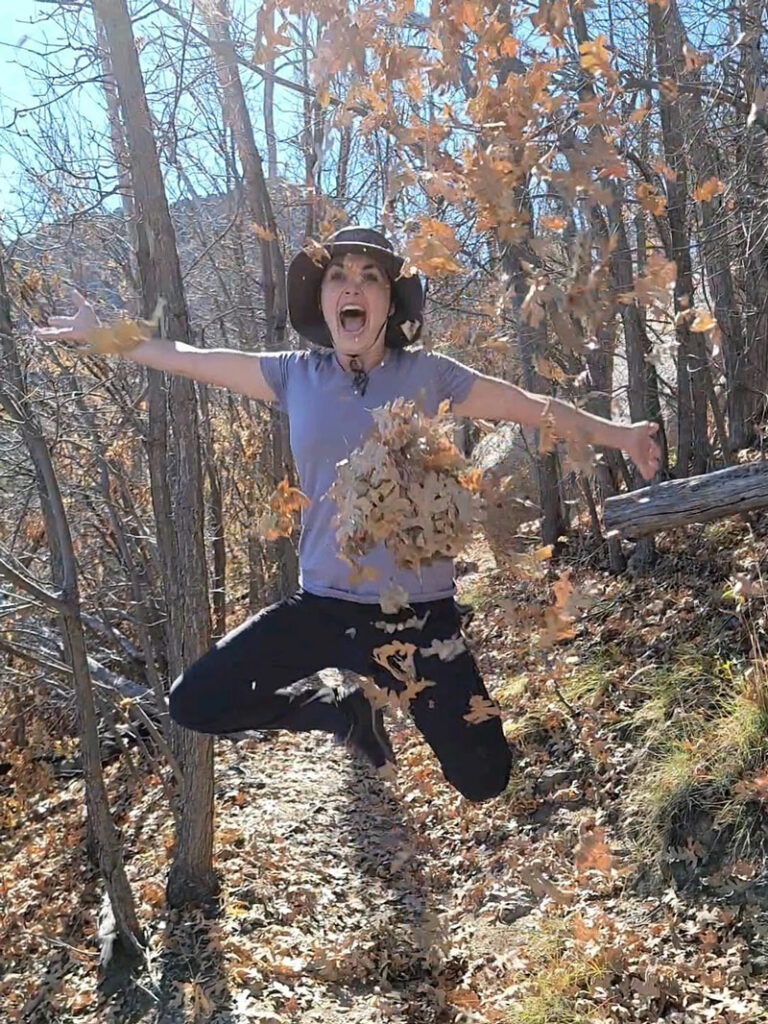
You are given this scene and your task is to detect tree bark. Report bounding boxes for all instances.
[604,461,768,538]
[649,0,711,476]
[651,0,746,450]
[93,0,216,909]
[201,0,297,600]
[738,0,768,440]
[0,255,143,966]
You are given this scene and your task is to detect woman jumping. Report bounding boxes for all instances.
[37,226,661,802]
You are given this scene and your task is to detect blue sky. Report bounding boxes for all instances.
[0,0,301,236]
[0,0,106,228]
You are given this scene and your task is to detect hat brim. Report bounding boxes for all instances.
[287,241,424,349]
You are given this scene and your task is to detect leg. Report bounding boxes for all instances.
[169,591,350,736]
[365,599,511,802]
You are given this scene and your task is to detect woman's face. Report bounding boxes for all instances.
[320,253,392,358]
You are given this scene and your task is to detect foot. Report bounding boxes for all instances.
[338,688,395,769]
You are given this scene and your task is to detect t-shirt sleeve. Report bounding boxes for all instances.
[429,352,479,406]
[258,351,296,411]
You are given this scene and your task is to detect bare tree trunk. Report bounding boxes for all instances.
[336,122,352,201]
[263,4,278,181]
[199,385,227,640]
[93,0,216,909]
[502,215,567,547]
[94,11,138,293]
[201,0,297,599]
[652,0,746,450]
[650,0,711,476]
[493,10,565,546]
[0,256,143,968]
[738,0,768,439]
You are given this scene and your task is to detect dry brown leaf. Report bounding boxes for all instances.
[420,635,466,662]
[693,177,726,202]
[464,694,503,724]
[258,477,310,540]
[253,223,277,241]
[379,584,410,614]
[636,182,667,216]
[372,641,418,682]
[86,318,153,354]
[574,824,616,876]
[690,308,717,332]
[539,400,557,453]
[579,35,612,78]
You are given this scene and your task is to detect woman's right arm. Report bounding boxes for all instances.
[34,290,278,403]
[123,336,277,402]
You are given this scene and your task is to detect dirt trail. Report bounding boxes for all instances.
[5,553,768,1021]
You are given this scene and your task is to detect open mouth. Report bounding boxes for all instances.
[339,304,367,333]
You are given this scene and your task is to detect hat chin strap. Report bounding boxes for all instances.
[334,316,388,396]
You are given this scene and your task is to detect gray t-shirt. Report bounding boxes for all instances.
[259,347,478,604]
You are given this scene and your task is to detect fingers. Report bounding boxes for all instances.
[70,288,88,309]
[46,316,73,328]
[34,326,71,338]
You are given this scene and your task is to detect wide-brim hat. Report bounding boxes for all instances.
[287,226,424,349]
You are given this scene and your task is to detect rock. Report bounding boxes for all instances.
[497,899,536,924]
[534,766,573,796]
[472,423,539,563]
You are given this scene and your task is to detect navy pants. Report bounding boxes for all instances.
[169,590,511,802]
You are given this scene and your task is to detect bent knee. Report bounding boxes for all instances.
[168,667,211,732]
[449,747,512,803]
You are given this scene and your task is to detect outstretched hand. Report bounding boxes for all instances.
[626,421,662,481]
[33,289,100,346]
[33,289,152,355]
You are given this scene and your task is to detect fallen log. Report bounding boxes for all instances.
[603,460,768,539]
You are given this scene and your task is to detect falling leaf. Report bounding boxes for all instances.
[536,355,565,382]
[405,218,464,276]
[636,182,667,217]
[693,177,726,202]
[420,635,466,661]
[379,584,410,614]
[660,77,679,101]
[302,238,331,266]
[531,0,570,46]
[683,43,711,71]
[372,640,418,682]
[652,158,677,182]
[579,35,612,78]
[258,477,310,539]
[539,400,557,453]
[540,214,566,230]
[690,309,717,332]
[562,432,596,477]
[86,318,153,355]
[574,824,616,876]
[518,863,576,905]
[348,563,380,585]
[253,223,276,241]
[464,694,502,724]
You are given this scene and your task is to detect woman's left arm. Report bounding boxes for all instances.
[453,374,662,481]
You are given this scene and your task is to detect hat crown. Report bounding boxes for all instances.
[327,226,393,252]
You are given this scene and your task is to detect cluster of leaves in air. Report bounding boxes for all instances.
[257,478,311,541]
[252,0,742,391]
[325,397,483,578]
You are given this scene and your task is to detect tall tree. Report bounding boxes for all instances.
[649,0,711,475]
[92,0,216,908]
[0,253,144,968]
[200,0,297,600]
